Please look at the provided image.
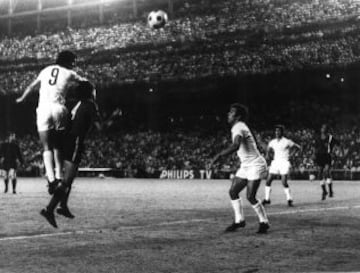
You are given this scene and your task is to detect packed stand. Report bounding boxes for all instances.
[10,120,360,178]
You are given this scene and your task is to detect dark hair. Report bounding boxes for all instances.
[56,50,77,68]
[230,103,249,121]
[76,81,94,100]
[275,124,285,134]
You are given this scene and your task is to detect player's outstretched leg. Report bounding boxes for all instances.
[225,177,247,232]
[40,184,67,228]
[57,184,74,219]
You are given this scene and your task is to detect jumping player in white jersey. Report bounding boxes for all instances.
[262,125,301,207]
[209,103,270,234]
[16,51,85,192]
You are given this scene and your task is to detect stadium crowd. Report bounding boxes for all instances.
[1,0,360,92]
[11,115,360,178]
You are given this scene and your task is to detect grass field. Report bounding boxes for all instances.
[1,177,360,273]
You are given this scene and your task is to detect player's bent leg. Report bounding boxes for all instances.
[247,180,270,234]
[39,130,56,185]
[53,130,65,181]
[57,160,78,219]
[225,177,247,232]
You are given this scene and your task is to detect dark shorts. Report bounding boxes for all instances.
[315,153,332,168]
[63,135,84,165]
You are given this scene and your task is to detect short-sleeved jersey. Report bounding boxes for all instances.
[231,121,264,166]
[268,137,295,161]
[0,142,23,168]
[315,134,338,154]
[36,65,82,107]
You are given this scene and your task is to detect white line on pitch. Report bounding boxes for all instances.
[1,204,360,241]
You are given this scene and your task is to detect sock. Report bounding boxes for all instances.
[4,178,8,192]
[321,184,327,194]
[47,184,67,212]
[327,179,333,194]
[284,187,292,201]
[12,179,16,193]
[55,168,63,180]
[230,198,245,223]
[43,151,55,182]
[54,149,63,180]
[252,200,269,223]
[265,186,271,201]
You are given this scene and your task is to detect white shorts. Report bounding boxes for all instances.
[4,168,16,179]
[235,161,268,181]
[36,103,69,132]
[269,160,291,175]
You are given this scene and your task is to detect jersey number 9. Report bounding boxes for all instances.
[49,68,59,86]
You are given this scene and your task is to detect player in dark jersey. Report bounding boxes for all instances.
[40,81,101,228]
[0,133,24,194]
[314,124,339,200]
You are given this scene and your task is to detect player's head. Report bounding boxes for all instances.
[76,81,95,101]
[274,124,285,138]
[56,50,77,69]
[228,103,248,124]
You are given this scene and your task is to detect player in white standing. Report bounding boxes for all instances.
[262,125,301,207]
[209,103,270,234]
[16,51,85,193]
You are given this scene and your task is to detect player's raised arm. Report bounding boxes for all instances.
[16,77,40,103]
[209,135,241,168]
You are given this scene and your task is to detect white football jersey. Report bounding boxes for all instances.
[268,137,295,161]
[231,121,264,166]
[36,64,82,107]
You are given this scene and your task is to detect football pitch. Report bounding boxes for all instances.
[1,178,360,273]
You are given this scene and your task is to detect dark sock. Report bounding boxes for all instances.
[321,184,327,194]
[47,185,67,212]
[60,185,71,209]
[328,183,333,194]
[4,178,8,193]
[12,179,16,193]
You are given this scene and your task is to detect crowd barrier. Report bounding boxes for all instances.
[11,168,360,180]
[72,168,360,180]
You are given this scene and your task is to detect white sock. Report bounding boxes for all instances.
[265,186,271,201]
[231,198,245,223]
[43,150,55,182]
[252,200,269,223]
[54,168,63,180]
[326,178,332,185]
[54,149,63,180]
[284,187,292,201]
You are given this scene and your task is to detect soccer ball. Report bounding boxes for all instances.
[147,10,168,29]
